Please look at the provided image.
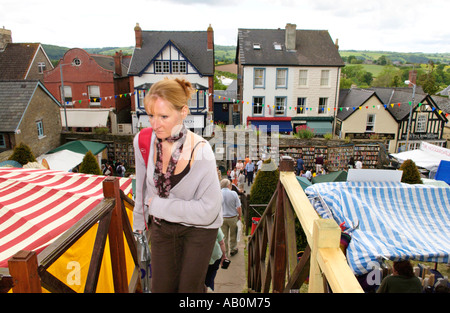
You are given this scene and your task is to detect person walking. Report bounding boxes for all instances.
[220,179,242,256]
[296,156,304,176]
[245,160,255,186]
[205,228,227,292]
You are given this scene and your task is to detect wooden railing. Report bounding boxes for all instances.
[247,159,363,293]
[1,177,142,293]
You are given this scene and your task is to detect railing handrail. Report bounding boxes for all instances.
[247,159,363,293]
[2,177,142,293]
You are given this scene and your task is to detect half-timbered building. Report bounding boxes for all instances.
[372,87,448,152]
[128,24,215,135]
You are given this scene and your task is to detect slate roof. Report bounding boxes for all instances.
[237,28,344,67]
[91,54,129,78]
[0,80,60,132]
[337,88,378,120]
[0,43,39,80]
[128,31,214,76]
[338,87,448,123]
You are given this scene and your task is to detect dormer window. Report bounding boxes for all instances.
[253,43,261,50]
[274,43,282,50]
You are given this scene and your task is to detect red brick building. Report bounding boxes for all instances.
[43,48,133,133]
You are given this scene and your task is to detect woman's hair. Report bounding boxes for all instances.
[144,78,194,114]
[393,260,415,278]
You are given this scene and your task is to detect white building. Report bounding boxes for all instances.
[236,24,344,134]
[128,24,215,135]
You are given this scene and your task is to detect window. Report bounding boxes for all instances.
[253,43,261,50]
[189,92,197,109]
[36,120,44,138]
[366,114,375,132]
[38,62,46,73]
[138,89,146,109]
[155,61,170,73]
[299,70,308,86]
[275,97,286,116]
[274,43,282,50]
[172,61,186,73]
[318,97,328,114]
[254,68,265,88]
[320,70,330,86]
[416,113,428,132]
[88,85,100,106]
[72,58,81,66]
[297,97,306,114]
[253,97,264,116]
[0,134,5,148]
[60,85,72,105]
[276,69,287,88]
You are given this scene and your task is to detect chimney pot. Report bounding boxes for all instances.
[135,23,142,49]
[207,24,214,51]
[114,51,123,77]
[408,70,417,86]
[285,23,297,51]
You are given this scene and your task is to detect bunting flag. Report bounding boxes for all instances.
[61,89,449,124]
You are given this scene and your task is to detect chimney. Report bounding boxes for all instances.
[0,27,12,50]
[335,38,339,50]
[134,23,142,49]
[285,23,297,51]
[207,24,214,51]
[114,50,123,77]
[408,70,417,86]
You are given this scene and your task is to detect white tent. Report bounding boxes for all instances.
[390,142,450,171]
[37,150,85,172]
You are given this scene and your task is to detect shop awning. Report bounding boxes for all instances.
[248,117,292,132]
[306,121,333,135]
[61,108,111,128]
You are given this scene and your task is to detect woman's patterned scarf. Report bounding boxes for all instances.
[153,124,187,198]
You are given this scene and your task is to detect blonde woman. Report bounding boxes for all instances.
[133,78,222,293]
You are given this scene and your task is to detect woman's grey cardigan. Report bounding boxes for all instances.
[132,130,223,231]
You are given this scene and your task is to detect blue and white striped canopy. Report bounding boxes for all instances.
[305,181,450,276]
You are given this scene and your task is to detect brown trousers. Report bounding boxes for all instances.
[150,219,218,293]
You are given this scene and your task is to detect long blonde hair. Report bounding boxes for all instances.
[144,78,194,114]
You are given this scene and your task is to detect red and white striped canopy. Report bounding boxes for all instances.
[0,168,132,267]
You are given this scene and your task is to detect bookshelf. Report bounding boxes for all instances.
[327,146,354,171]
[354,144,380,169]
[279,143,380,171]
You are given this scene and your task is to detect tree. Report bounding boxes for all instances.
[400,159,422,184]
[8,142,36,165]
[79,150,102,175]
[249,159,280,218]
[372,65,402,87]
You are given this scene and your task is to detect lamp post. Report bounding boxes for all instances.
[404,80,416,151]
[59,63,72,131]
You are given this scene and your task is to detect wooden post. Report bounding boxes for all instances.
[8,250,42,293]
[103,177,128,293]
[272,181,287,292]
[308,219,341,293]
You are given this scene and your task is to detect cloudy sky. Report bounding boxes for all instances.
[1,0,449,53]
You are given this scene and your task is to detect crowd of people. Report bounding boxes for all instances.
[226,156,262,193]
[101,161,126,177]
